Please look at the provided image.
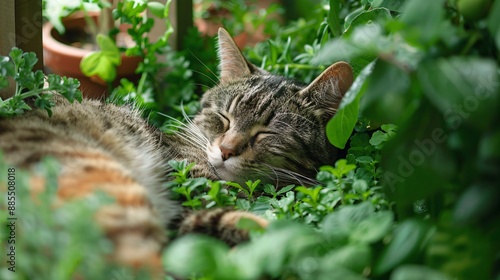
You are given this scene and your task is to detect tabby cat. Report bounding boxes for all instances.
[0,28,353,271]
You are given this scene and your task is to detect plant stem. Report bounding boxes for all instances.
[137,72,148,95]
[80,3,99,47]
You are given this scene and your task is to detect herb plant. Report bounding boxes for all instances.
[0,48,82,117]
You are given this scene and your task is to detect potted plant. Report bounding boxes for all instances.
[194,0,282,48]
[42,0,169,99]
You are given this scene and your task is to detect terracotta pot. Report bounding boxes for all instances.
[194,0,282,48]
[42,12,142,99]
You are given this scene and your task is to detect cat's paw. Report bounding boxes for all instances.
[179,208,268,246]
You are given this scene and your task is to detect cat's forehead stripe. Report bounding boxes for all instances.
[227,92,241,114]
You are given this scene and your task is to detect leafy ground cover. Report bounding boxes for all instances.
[1,0,500,279]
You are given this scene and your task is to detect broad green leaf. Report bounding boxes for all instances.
[163,235,229,277]
[390,265,449,280]
[231,221,318,279]
[479,130,500,159]
[400,0,445,46]
[277,185,294,195]
[380,104,456,205]
[371,0,405,12]
[453,183,498,225]
[343,8,392,37]
[321,202,375,239]
[318,264,368,280]
[418,57,499,130]
[147,1,166,18]
[320,244,372,274]
[374,219,431,275]
[360,60,411,124]
[326,97,359,149]
[343,7,365,31]
[327,61,375,148]
[80,34,121,83]
[488,0,500,50]
[350,211,393,243]
[352,179,368,193]
[328,0,342,37]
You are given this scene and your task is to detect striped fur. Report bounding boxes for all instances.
[0,28,352,272]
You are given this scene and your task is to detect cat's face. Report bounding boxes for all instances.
[193,28,353,186]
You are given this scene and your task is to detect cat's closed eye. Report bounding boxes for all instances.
[217,112,231,131]
[250,131,274,147]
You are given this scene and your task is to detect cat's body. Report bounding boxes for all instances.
[0,28,353,271]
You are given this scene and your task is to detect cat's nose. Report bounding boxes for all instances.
[220,145,235,161]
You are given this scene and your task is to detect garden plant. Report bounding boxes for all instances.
[1,0,499,279]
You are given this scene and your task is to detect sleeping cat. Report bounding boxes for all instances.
[0,28,353,271]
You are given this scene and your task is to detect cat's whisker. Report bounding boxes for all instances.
[263,164,318,187]
[187,49,220,84]
[160,109,211,151]
[181,113,210,147]
[190,70,220,86]
[250,167,280,187]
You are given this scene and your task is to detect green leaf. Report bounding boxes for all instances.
[276,185,295,195]
[399,0,445,46]
[22,52,38,70]
[488,0,500,50]
[163,235,229,277]
[46,75,82,103]
[371,0,405,12]
[120,0,148,18]
[343,8,392,38]
[236,198,251,211]
[327,61,375,148]
[390,265,449,280]
[321,202,376,240]
[350,210,393,243]
[147,1,166,18]
[418,57,499,130]
[453,183,498,225]
[0,56,15,78]
[34,94,56,117]
[352,180,368,193]
[328,0,342,37]
[296,186,322,205]
[343,7,365,32]
[379,102,457,206]
[374,219,431,275]
[80,34,121,83]
[326,97,359,149]
[317,265,368,280]
[320,244,372,274]
[9,48,23,66]
[355,156,373,164]
[360,60,411,124]
[231,221,318,278]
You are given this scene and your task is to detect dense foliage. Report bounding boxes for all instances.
[1,0,499,279]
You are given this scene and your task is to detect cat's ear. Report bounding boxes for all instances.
[217,28,267,83]
[299,62,353,119]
